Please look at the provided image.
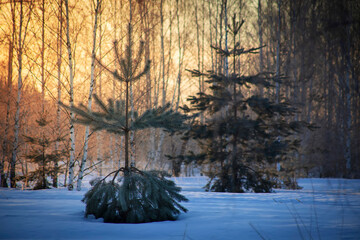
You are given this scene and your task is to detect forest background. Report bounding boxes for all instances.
[0,0,359,189]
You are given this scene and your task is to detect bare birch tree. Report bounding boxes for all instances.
[53,0,64,188]
[64,0,76,190]
[10,0,33,188]
[76,0,102,191]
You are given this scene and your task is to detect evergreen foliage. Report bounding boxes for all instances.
[24,115,64,190]
[83,168,188,223]
[181,15,314,193]
[62,22,189,223]
[70,97,187,135]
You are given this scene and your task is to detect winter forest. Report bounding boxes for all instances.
[0,0,360,237]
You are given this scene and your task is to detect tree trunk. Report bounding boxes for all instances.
[10,0,25,188]
[145,129,155,170]
[208,0,214,72]
[275,0,281,104]
[201,0,205,94]
[124,0,134,171]
[154,131,165,170]
[118,136,123,168]
[41,0,45,113]
[77,0,101,191]
[65,0,76,190]
[344,22,352,175]
[195,0,203,121]
[1,20,15,187]
[160,0,166,107]
[275,0,281,171]
[258,0,263,96]
[130,81,135,167]
[54,0,63,188]
[223,0,228,78]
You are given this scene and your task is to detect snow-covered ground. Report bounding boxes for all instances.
[0,177,359,240]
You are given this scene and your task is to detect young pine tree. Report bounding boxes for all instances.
[24,114,64,190]
[63,22,189,223]
[182,15,313,193]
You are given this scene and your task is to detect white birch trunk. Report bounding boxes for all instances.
[152,0,167,170]
[208,0,214,72]
[195,1,201,85]
[167,0,172,100]
[41,0,45,113]
[201,0,205,93]
[97,8,104,176]
[76,0,101,191]
[174,0,182,109]
[54,0,63,188]
[160,0,165,107]
[65,0,76,190]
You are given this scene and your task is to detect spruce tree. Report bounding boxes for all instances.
[24,114,64,190]
[181,15,313,193]
[63,22,189,223]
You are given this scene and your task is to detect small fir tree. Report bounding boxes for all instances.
[63,22,189,223]
[181,15,313,193]
[24,114,64,190]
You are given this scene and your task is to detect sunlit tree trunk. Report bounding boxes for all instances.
[124,0,134,171]
[141,0,151,109]
[167,0,172,100]
[195,0,205,123]
[41,0,45,113]
[1,9,15,187]
[208,0,214,72]
[195,1,201,87]
[215,1,220,74]
[223,0,228,78]
[111,0,118,171]
[144,1,155,170]
[153,0,167,170]
[54,0,63,188]
[146,34,157,169]
[201,0,205,94]
[65,0,76,190]
[77,0,101,191]
[160,0,166,107]
[174,0,182,109]
[11,0,31,188]
[116,0,124,170]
